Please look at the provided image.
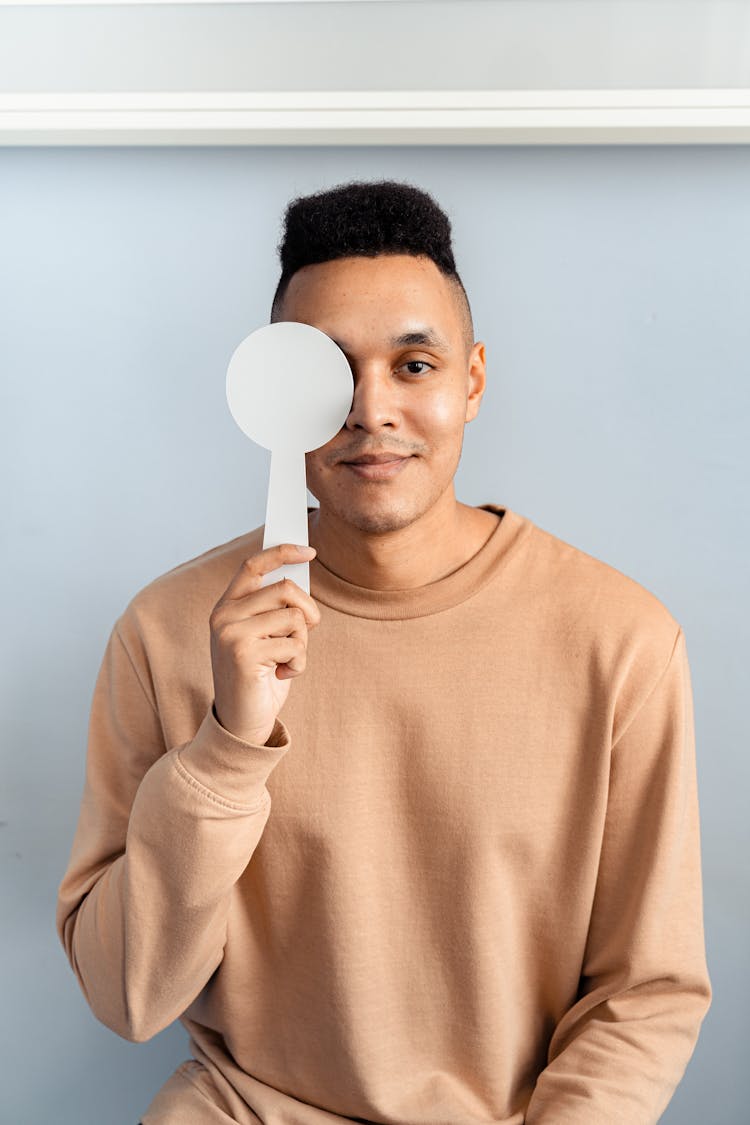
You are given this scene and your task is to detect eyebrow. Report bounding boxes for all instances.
[391,329,451,352]
[330,328,451,354]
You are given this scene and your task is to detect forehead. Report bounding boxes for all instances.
[281,254,460,341]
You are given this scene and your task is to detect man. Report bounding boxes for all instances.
[56,179,711,1124]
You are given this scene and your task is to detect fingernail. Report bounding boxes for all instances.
[297,545,316,556]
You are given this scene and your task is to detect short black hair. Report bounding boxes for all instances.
[269,179,474,356]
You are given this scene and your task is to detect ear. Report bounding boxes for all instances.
[465,342,487,423]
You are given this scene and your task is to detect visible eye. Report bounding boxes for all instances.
[400,360,434,376]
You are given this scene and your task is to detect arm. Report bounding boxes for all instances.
[524,627,712,1125]
[55,614,290,1043]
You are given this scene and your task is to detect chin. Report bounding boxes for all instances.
[318,494,423,536]
[347,511,417,535]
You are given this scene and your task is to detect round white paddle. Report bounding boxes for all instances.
[226,321,354,593]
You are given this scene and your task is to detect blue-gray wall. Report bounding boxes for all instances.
[2,144,746,1123]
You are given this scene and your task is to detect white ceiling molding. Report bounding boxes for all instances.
[2,89,750,145]
[0,1,414,5]
[1,1,748,145]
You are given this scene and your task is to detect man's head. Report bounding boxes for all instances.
[271,179,475,359]
[269,179,487,536]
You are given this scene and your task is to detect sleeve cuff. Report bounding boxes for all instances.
[176,702,291,807]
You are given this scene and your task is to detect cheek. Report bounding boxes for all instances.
[305,449,330,474]
[420,388,466,437]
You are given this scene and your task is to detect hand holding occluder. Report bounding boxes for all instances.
[209,542,320,746]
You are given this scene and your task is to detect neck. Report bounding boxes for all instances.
[307,490,497,591]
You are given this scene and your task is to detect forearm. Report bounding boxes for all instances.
[526,626,712,1122]
[57,702,289,1042]
[524,967,711,1123]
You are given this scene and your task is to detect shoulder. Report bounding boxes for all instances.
[520,514,684,716]
[528,516,680,633]
[115,523,265,654]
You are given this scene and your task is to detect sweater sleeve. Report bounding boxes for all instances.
[55,617,291,1043]
[524,626,712,1125]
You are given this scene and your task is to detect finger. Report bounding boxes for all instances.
[213,575,321,629]
[217,543,316,607]
[255,635,307,676]
[218,605,308,645]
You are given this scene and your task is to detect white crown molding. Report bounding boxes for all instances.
[0,1,410,5]
[1,89,750,145]
[0,0,407,4]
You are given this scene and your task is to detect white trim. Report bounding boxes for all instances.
[2,89,750,145]
[0,1,405,5]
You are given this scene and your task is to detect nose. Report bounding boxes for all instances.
[344,368,400,433]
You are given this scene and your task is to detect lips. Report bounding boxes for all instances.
[344,454,409,465]
[343,456,412,480]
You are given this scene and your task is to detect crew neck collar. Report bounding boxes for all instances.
[308,505,531,620]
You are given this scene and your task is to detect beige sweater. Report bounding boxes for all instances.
[56,504,711,1124]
